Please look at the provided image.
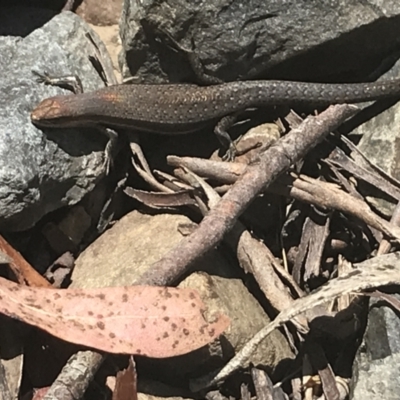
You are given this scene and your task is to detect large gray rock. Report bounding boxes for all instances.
[0,11,115,231]
[120,0,400,83]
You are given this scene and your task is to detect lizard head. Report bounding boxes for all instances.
[30,95,83,127]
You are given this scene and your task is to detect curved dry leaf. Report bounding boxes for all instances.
[0,278,230,357]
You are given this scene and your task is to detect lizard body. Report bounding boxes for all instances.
[31,78,400,162]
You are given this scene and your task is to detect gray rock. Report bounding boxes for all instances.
[119,0,400,83]
[354,59,400,217]
[0,37,19,71]
[351,295,400,399]
[0,11,115,231]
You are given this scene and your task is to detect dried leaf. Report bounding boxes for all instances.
[0,235,51,287]
[113,356,137,400]
[124,188,195,208]
[0,278,229,357]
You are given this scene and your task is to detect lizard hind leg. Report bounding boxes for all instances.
[214,114,239,161]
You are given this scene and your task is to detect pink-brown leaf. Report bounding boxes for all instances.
[0,278,229,357]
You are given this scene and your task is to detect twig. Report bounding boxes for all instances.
[138,105,359,286]
[43,351,103,400]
